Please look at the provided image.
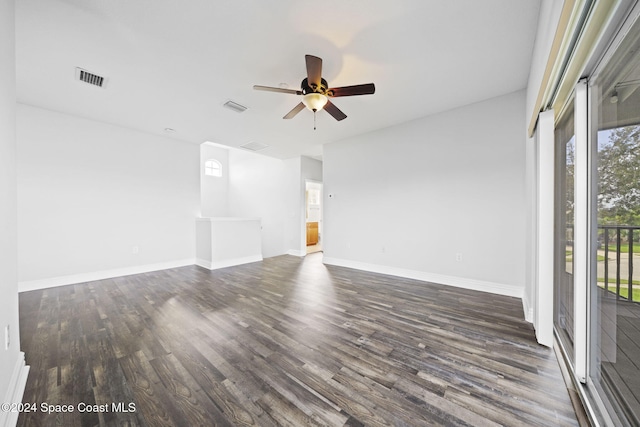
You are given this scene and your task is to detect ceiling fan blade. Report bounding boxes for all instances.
[305,55,322,88]
[283,102,306,119]
[328,83,376,97]
[253,85,302,95]
[323,100,347,121]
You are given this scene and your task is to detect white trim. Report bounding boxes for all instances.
[522,294,534,323]
[18,259,195,292]
[574,80,589,382]
[322,257,524,299]
[0,352,29,427]
[528,0,579,137]
[526,126,539,330]
[589,0,640,82]
[287,249,306,257]
[195,255,262,270]
[535,109,556,347]
[550,0,620,121]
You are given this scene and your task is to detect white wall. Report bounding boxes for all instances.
[284,157,303,255]
[200,143,229,217]
[199,146,319,259]
[227,149,288,258]
[17,105,200,289]
[323,90,527,298]
[301,156,322,184]
[0,0,29,423]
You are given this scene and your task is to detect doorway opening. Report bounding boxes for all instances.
[305,181,322,254]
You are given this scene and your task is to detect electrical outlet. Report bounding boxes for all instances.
[455,253,463,262]
[132,246,139,254]
[4,325,9,350]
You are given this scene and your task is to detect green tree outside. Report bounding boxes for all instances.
[598,125,640,226]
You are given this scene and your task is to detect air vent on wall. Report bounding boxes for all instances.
[75,67,106,88]
[223,100,248,113]
[240,141,269,152]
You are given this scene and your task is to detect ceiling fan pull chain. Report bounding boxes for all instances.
[313,110,317,130]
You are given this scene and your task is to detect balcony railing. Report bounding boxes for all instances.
[598,225,640,302]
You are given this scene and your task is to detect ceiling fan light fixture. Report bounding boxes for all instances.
[302,93,328,112]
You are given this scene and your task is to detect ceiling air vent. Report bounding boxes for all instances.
[223,100,248,113]
[75,67,106,88]
[240,141,269,152]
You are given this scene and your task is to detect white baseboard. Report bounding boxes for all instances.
[287,249,306,257]
[18,259,196,292]
[195,255,263,270]
[522,294,534,323]
[322,257,524,299]
[0,352,29,427]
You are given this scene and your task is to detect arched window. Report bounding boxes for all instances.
[204,159,222,177]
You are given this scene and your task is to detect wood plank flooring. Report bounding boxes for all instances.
[18,254,579,426]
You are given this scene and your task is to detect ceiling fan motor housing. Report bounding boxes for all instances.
[301,77,328,95]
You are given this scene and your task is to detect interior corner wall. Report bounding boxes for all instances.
[16,104,200,288]
[227,148,288,258]
[523,130,538,323]
[299,156,323,251]
[0,0,27,415]
[200,143,229,217]
[323,90,527,298]
[283,157,304,256]
[282,156,323,256]
[301,156,323,182]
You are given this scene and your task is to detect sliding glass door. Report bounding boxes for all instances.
[588,12,640,426]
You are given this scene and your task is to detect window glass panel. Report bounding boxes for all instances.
[205,159,222,177]
[555,100,576,361]
[590,14,640,425]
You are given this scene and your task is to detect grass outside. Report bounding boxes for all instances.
[598,280,640,301]
[606,243,640,253]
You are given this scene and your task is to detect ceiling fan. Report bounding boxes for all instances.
[253,54,375,128]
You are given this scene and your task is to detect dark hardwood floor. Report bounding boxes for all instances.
[18,254,579,426]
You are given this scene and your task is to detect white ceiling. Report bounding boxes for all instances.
[15,0,541,159]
